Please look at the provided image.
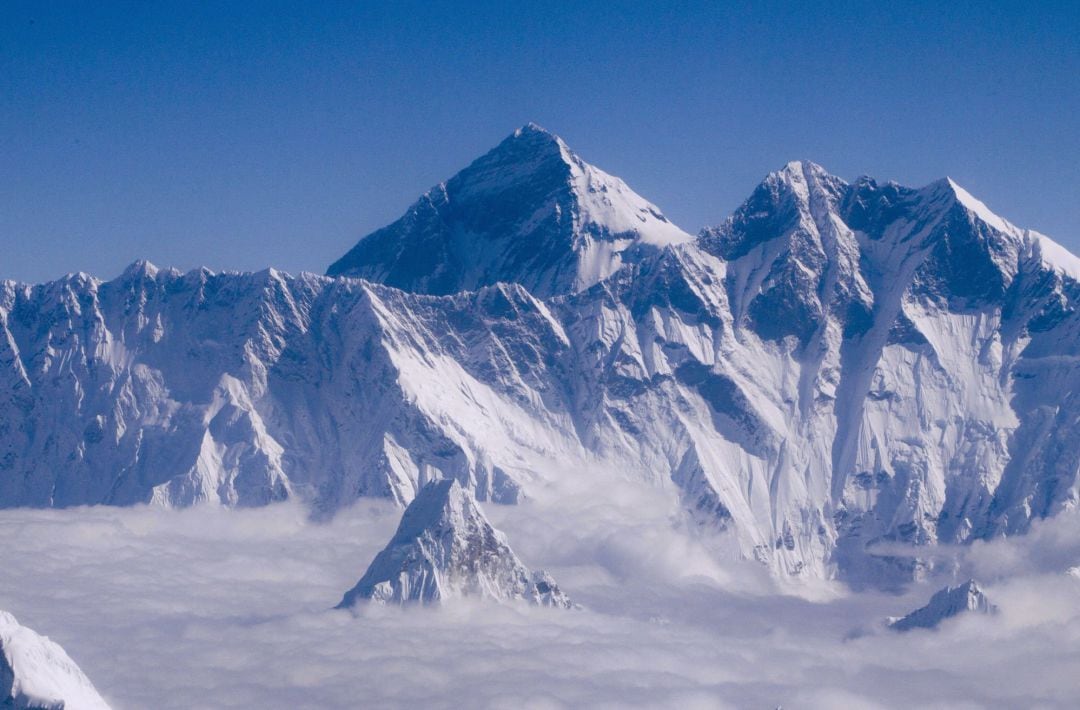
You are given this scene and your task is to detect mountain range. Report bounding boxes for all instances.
[3,125,1079,586]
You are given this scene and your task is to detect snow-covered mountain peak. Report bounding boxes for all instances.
[889,580,997,631]
[453,122,570,196]
[387,478,468,541]
[0,610,112,710]
[698,160,850,258]
[515,121,553,136]
[120,259,161,281]
[767,160,847,197]
[506,121,565,149]
[326,125,690,297]
[922,178,1080,285]
[700,163,1055,318]
[941,177,1015,234]
[337,478,572,608]
[894,177,1034,303]
[696,160,871,343]
[774,159,838,184]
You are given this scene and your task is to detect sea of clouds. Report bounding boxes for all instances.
[1,474,1078,709]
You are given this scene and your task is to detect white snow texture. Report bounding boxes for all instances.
[0,610,111,710]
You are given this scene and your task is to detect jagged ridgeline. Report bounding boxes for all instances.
[3,125,1080,586]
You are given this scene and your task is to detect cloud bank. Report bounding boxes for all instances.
[0,480,1078,709]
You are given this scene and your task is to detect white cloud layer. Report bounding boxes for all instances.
[0,479,1079,709]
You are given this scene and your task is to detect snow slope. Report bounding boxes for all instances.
[3,135,1080,586]
[338,478,570,607]
[0,611,111,710]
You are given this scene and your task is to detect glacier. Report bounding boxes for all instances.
[3,125,1079,586]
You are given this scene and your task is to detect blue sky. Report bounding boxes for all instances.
[2,1,1077,283]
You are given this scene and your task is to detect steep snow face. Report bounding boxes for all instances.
[3,154,1080,588]
[0,267,587,512]
[338,479,571,607]
[0,611,111,710]
[326,124,691,297]
[685,164,1080,585]
[889,580,996,631]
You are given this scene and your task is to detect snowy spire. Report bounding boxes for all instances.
[337,479,572,608]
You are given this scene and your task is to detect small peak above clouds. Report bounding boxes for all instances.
[889,580,997,632]
[337,479,572,609]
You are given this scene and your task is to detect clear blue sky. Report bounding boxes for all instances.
[2,1,1077,283]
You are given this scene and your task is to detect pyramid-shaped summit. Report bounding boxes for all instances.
[337,478,571,608]
[327,123,691,297]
